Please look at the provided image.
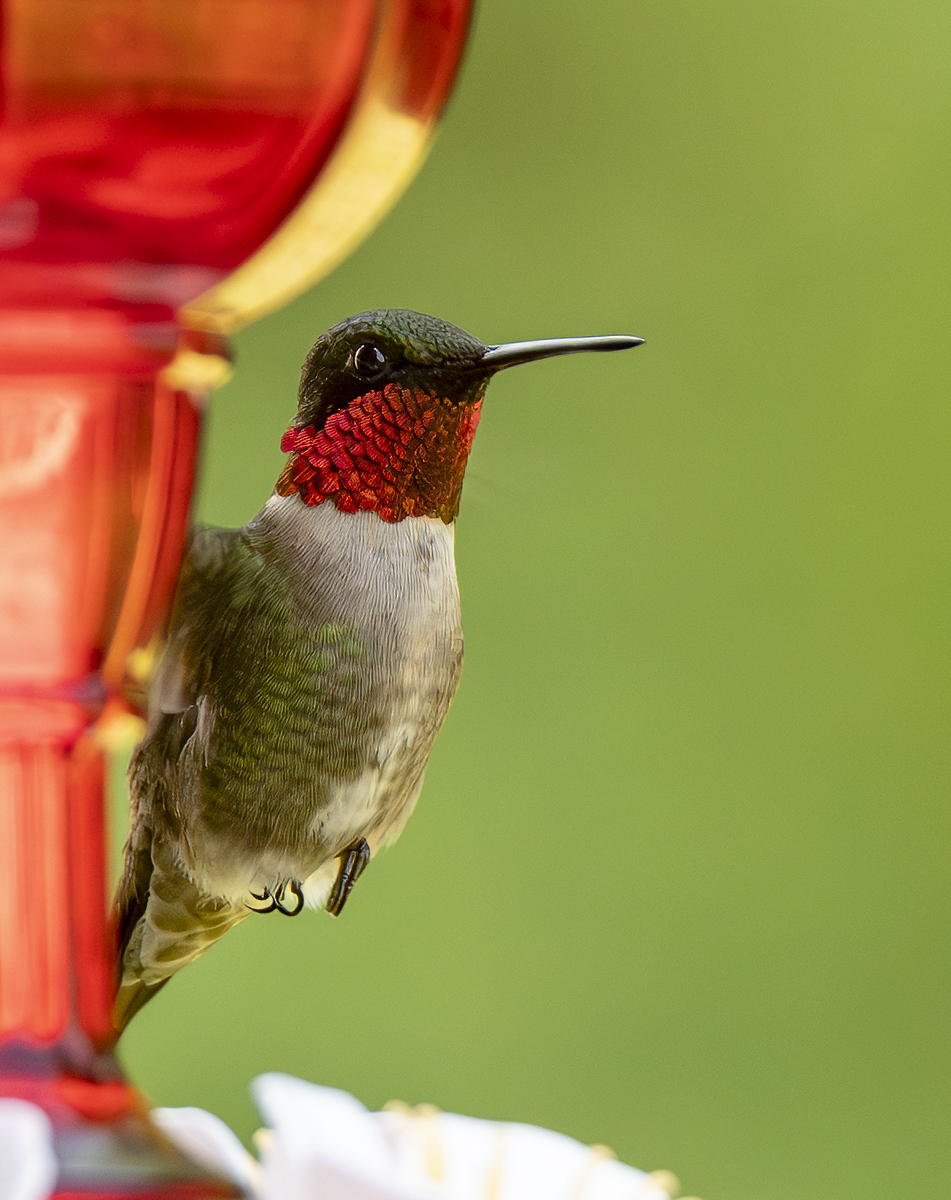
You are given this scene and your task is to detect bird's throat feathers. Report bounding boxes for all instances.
[277,383,483,524]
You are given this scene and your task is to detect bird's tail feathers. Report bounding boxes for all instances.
[113,835,248,1033]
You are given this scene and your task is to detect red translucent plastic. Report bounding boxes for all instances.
[0,0,472,1194]
[0,0,376,310]
[0,0,473,319]
[0,322,226,1192]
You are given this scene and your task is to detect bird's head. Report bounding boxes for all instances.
[277,309,642,523]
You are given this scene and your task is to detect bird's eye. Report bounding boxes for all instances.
[351,343,387,379]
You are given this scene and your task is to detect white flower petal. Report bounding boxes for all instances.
[152,1105,262,1194]
[251,1077,677,1200]
[0,1100,57,1200]
[380,1109,666,1200]
[381,1106,504,1200]
[252,1074,421,1200]
[494,1121,662,1200]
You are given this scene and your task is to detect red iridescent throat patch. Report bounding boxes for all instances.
[277,383,483,523]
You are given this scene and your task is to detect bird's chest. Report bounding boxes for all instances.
[297,511,463,841]
[288,499,463,719]
[204,500,463,867]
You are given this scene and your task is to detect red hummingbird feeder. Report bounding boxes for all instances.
[0,0,471,1193]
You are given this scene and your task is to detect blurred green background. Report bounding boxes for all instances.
[116,2,951,1198]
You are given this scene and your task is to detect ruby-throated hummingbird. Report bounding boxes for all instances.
[114,309,642,1031]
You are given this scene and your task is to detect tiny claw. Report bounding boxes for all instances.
[246,887,277,914]
[273,879,305,916]
[326,839,370,917]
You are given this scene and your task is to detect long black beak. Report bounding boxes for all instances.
[480,334,644,370]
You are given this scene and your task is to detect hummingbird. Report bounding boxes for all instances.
[114,309,642,1032]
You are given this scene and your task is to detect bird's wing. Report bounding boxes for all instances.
[113,526,257,1031]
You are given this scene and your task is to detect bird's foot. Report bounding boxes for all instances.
[274,879,305,916]
[246,878,304,916]
[246,888,277,914]
[326,839,370,916]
